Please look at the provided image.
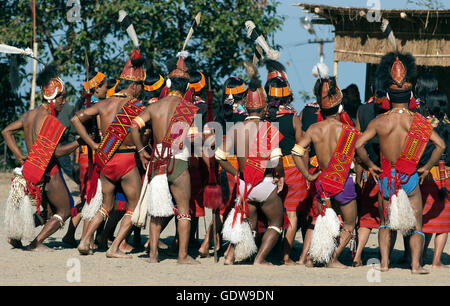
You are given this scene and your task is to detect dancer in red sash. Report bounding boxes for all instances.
[62,71,108,247]
[131,53,200,264]
[419,90,450,268]
[353,75,389,267]
[198,76,249,258]
[72,49,146,258]
[3,63,81,251]
[292,71,359,268]
[216,74,285,265]
[356,52,445,274]
[265,75,308,265]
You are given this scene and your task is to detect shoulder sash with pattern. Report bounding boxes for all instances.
[317,124,360,197]
[22,115,66,212]
[95,98,145,169]
[149,98,199,175]
[232,121,283,225]
[395,112,433,175]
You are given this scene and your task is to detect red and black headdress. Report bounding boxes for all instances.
[376,52,417,107]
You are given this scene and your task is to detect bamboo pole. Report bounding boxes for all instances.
[29,0,37,110]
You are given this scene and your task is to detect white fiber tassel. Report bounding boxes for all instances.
[234,221,257,262]
[147,173,174,217]
[308,208,340,264]
[5,168,35,241]
[389,189,416,236]
[222,208,245,244]
[82,179,103,220]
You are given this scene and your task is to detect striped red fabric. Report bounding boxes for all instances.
[422,166,450,233]
[280,166,308,212]
[358,176,380,229]
[188,158,209,217]
[78,152,89,200]
[220,172,236,217]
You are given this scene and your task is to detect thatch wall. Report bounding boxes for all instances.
[294,3,450,67]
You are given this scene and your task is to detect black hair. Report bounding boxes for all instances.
[372,74,387,98]
[143,71,165,100]
[169,77,189,95]
[106,78,118,90]
[115,79,134,92]
[247,106,265,115]
[415,71,438,101]
[37,62,59,87]
[221,77,248,104]
[217,77,248,125]
[425,90,448,121]
[342,84,361,119]
[189,71,206,98]
[266,77,291,121]
[320,103,340,118]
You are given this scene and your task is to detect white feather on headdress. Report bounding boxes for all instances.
[312,62,329,79]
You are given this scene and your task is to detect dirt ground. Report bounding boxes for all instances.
[0,171,448,286]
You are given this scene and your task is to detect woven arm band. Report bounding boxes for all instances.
[292,144,306,157]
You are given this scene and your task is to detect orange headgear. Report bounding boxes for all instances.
[84,72,106,91]
[188,72,206,93]
[106,79,120,97]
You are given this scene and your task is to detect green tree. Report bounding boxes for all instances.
[1,0,284,97]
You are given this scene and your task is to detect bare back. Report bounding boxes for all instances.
[308,119,343,169]
[371,111,414,164]
[23,106,53,153]
[232,119,272,176]
[146,95,184,143]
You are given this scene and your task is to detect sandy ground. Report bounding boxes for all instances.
[0,171,448,287]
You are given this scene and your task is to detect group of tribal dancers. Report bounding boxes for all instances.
[3,35,449,274]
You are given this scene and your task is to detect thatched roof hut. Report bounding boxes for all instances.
[293,3,450,101]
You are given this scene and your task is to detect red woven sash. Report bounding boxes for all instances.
[395,113,433,175]
[22,115,66,212]
[317,124,360,197]
[95,98,144,170]
[234,121,283,224]
[149,99,199,176]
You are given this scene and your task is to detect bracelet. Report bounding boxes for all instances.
[137,145,148,153]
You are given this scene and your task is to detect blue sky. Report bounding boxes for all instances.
[272,0,449,111]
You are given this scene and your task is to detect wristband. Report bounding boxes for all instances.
[132,116,146,129]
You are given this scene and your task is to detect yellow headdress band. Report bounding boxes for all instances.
[144,75,164,92]
[84,72,106,91]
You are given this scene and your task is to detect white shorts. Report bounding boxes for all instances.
[238,177,277,203]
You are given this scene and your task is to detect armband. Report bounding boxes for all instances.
[269,148,282,161]
[215,148,229,161]
[132,116,146,129]
[291,144,306,157]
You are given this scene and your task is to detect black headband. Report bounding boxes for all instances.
[388,87,412,103]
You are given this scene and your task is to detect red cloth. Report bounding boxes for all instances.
[188,157,209,217]
[358,176,380,229]
[219,171,236,217]
[280,166,308,212]
[422,166,450,233]
[101,152,136,182]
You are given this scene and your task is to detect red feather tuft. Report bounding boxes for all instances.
[203,185,223,210]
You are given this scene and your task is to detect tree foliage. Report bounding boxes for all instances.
[1,0,284,96]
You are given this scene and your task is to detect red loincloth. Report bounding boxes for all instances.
[101,152,136,182]
[358,175,380,229]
